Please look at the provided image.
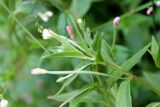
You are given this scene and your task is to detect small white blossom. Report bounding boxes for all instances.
[77,18,83,24]
[155,1,160,6]
[42,29,52,39]
[0,99,8,107]
[45,11,53,17]
[38,11,53,22]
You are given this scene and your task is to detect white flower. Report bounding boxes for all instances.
[38,11,53,22]
[77,18,83,24]
[0,99,8,107]
[42,29,52,39]
[45,11,53,17]
[155,1,160,6]
[38,13,49,22]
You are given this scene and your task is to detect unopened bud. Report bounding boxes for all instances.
[113,17,120,27]
[146,7,153,15]
[66,26,75,39]
[31,68,47,75]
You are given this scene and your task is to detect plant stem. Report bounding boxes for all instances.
[95,65,112,107]
[151,0,156,36]
[112,27,117,50]
[98,62,160,94]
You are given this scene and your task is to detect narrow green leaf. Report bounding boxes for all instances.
[92,31,102,52]
[41,51,90,60]
[69,91,106,105]
[151,36,159,61]
[121,44,150,70]
[109,44,150,86]
[48,74,78,97]
[50,31,81,52]
[48,63,93,96]
[101,39,114,63]
[60,83,98,107]
[69,88,98,107]
[146,102,160,107]
[48,90,79,101]
[116,80,132,107]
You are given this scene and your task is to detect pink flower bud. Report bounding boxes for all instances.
[31,68,47,75]
[113,17,120,27]
[66,26,75,39]
[146,7,153,15]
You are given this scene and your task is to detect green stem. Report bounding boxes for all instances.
[99,62,160,95]
[46,70,109,77]
[151,0,156,36]
[95,65,112,107]
[112,27,117,50]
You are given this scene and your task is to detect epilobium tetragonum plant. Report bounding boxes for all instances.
[31,12,160,107]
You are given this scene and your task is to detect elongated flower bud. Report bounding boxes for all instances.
[31,68,47,75]
[146,7,153,15]
[42,29,52,39]
[0,99,8,107]
[66,26,75,39]
[113,17,120,27]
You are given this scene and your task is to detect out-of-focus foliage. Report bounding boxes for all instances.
[0,0,160,107]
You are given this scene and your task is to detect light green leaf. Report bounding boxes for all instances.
[60,83,98,107]
[150,36,160,68]
[69,89,101,107]
[121,44,150,70]
[151,36,159,60]
[101,39,114,63]
[116,80,132,107]
[41,51,89,60]
[50,31,81,52]
[49,83,98,107]
[70,91,106,105]
[146,102,160,107]
[109,44,150,86]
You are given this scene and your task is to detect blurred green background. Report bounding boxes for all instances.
[0,0,160,107]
